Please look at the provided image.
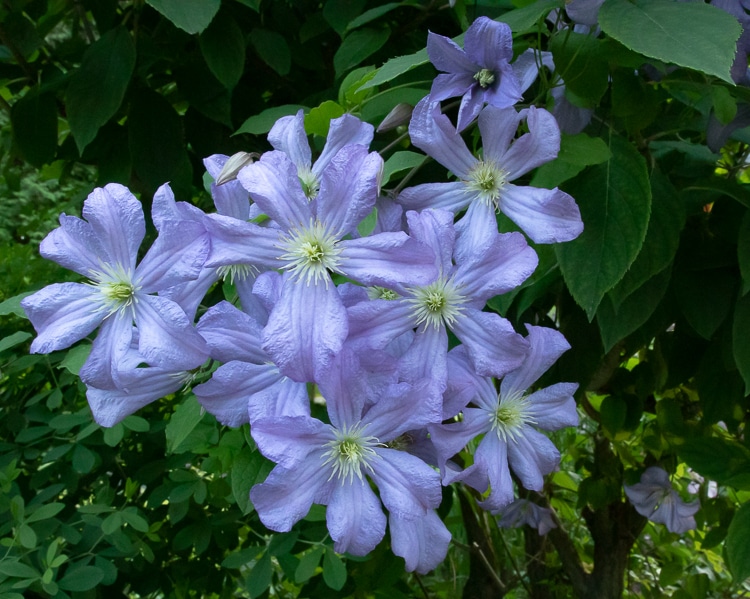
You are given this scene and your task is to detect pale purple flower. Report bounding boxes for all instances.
[624,467,700,534]
[22,183,209,389]
[426,16,522,131]
[402,100,583,245]
[498,498,557,535]
[248,353,449,573]
[204,142,437,382]
[430,325,578,511]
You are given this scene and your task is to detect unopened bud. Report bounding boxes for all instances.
[376,103,414,133]
[216,151,258,185]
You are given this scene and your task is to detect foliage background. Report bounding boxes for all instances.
[2,0,750,597]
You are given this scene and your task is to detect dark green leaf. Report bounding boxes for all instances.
[19,523,37,548]
[739,210,750,295]
[295,546,324,583]
[347,3,401,30]
[0,560,40,579]
[246,552,272,598]
[499,0,563,32]
[200,12,245,89]
[66,26,136,154]
[25,503,64,523]
[232,450,273,514]
[58,566,104,592]
[556,132,652,319]
[72,444,96,473]
[166,395,204,454]
[382,151,425,186]
[323,548,347,590]
[0,292,33,317]
[733,293,750,395]
[324,0,367,35]
[0,331,31,353]
[712,86,737,125]
[599,0,740,83]
[334,27,390,79]
[11,89,57,166]
[146,0,220,34]
[250,29,291,76]
[679,437,750,489]
[234,105,307,136]
[358,48,429,91]
[550,31,609,105]
[673,266,736,339]
[531,133,611,189]
[58,344,92,376]
[727,502,750,582]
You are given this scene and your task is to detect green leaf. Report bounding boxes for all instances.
[739,211,750,295]
[246,552,272,598]
[234,0,260,10]
[531,133,611,189]
[25,503,65,524]
[19,523,37,549]
[200,11,245,89]
[498,0,562,32]
[338,67,376,108]
[57,566,104,592]
[295,546,324,583]
[712,86,737,125]
[146,0,220,34]
[121,509,149,532]
[550,31,609,105]
[727,502,750,582]
[0,331,31,353]
[608,172,684,310]
[166,395,204,454]
[72,444,96,473]
[305,101,346,137]
[358,48,429,91]
[679,436,750,489]
[382,150,425,186]
[234,105,307,136]
[734,293,750,395]
[0,292,33,318]
[0,560,40,579]
[250,29,291,76]
[357,208,378,237]
[323,548,347,590]
[231,450,272,514]
[598,0,741,84]
[58,344,92,376]
[673,265,736,340]
[66,26,135,154]
[324,0,367,35]
[347,3,401,30]
[556,132,652,319]
[101,512,123,535]
[334,27,390,79]
[11,89,57,166]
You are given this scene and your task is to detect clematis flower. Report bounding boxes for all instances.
[429,325,578,511]
[426,16,522,131]
[624,467,700,534]
[22,183,209,389]
[204,142,437,382]
[248,352,450,573]
[498,498,557,535]
[401,99,583,245]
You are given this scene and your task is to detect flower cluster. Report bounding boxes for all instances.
[23,16,591,572]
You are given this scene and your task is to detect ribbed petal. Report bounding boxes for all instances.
[445,346,498,415]
[82,184,144,272]
[396,328,448,400]
[507,426,561,491]
[526,383,579,430]
[251,416,331,467]
[78,311,133,389]
[194,361,282,426]
[151,183,206,230]
[397,181,471,212]
[499,106,561,180]
[389,511,451,574]
[513,49,545,95]
[39,215,107,277]
[23,283,103,354]
[134,294,208,370]
[315,145,381,237]
[475,432,514,510]
[427,30,477,74]
[315,113,374,177]
[364,380,441,441]
[327,477,386,555]
[203,214,281,269]
[160,266,219,322]
[316,347,367,429]
[464,17,513,72]
[346,299,415,350]
[456,85,486,132]
[651,494,699,533]
[196,301,266,364]
[429,72,474,102]
[451,309,529,379]
[406,209,455,273]
[247,378,310,421]
[502,325,572,396]
[237,151,311,229]
[499,184,583,244]
[268,110,312,170]
[479,106,523,163]
[409,97,477,178]
[340,233,438,291]
[429,408,489,475]
[250,454,329,532]
[371,448,443,516]
[262,276,348,382]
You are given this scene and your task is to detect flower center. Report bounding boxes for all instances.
[474,68,496,88]
[489,391,536,443]
[278,220,342,286]
[322,425,380,484]
[367,286,399,300]
[217,264,258,284]
[466,160,508,209]
[298,165,320,200]
[89,262,140,317]
[406,276,467,329]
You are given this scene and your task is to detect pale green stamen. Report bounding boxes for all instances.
[278,220,342,286]
[298,165,320,200]
[406,276,467,329]
[88,262,140,317]
[217,264,258,284]
[322,425,381,484]
[368,286,399,301]
[467,160,508,209]
[489,392,536,443]
[474,68,496,88]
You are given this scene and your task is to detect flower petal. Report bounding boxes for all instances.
[507,426,561,491]
[499,184,583,244]
[397,181,471,213]
[315,113,374,177]
[427,30,477,74]
[389,511,451,573]
[371,448,443,516]
[268,110,312,170]
[327,476,386,555]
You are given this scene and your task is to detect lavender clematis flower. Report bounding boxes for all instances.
[22,183,209,389]
[430,325,579,511]
[497,498,557,535]
[248,353,450,573]
[624,467,700,534]
[402,100,583,245]
[427,16,522,131]
[205,141,437,382]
